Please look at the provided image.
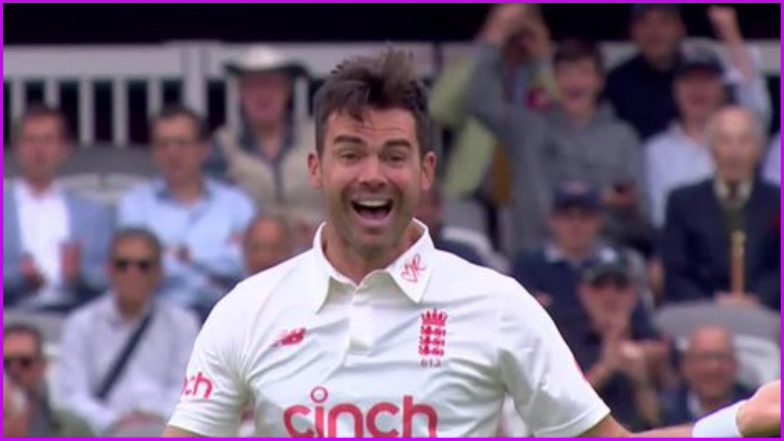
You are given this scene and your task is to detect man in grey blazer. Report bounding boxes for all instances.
[3,105,114,312]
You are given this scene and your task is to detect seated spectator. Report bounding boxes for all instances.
[645,9,773,227]
[416,182,486,266]
[564,257,668,430]
[243,214,295,275]
[208,46,324,239]
[762,133,780,185]
[118,106,255,316]
[52,228,200,436]
[662,106,780,310]
[429,4,556,251]
[661,326,753,425]
[4,374,28,438]
[3,104,113,312]
[511,181,652,326]
[4,324,61,436]
[468,9,646,257]
[607,5,770,140]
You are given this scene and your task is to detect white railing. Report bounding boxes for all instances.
[4,39,780,147]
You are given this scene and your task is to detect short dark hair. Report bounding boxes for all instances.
[110,227,163,261]
[313,49,431,156]
[150,105,208,142]
[4,323,44,357]
[553,39,605,75]
[12,103,71,144]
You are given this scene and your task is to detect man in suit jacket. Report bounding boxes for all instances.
[662,106,780,310]
[3,105,113,312]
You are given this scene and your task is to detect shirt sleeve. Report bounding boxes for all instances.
[497,282,610,437]
[166,293,250,437]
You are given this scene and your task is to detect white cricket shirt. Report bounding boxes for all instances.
[168,220,609,437]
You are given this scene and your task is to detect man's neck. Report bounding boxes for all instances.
[644,53,678,72]
[555,242,593,264]
[166,178,204,204]
[564,104,597,128]
[115,299,148,322]
[21,177,55,196]
[680,117,709,144]
[695,391,735,416]
[251,122,286,159]
[322,223,421,285]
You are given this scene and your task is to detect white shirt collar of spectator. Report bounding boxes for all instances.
[14,177,65,201]
[105,294,155,327]
[306,219,435,313]
[152,177,216,202]
[713,178,753,206]
[543,241,616,266]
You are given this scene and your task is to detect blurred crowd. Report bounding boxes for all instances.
[3,4,780,437]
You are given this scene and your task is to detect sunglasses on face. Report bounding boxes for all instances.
[4,356,37,370]
[112,258,157,272]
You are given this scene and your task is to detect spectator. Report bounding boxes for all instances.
[644,8,773,227]
[416,182,486,266]
[208,46,324,242]
[607,5,771,140]
[511,181,652,326]
[3,104,113,312]
[661,326,753,425]
[662,106,780,310]
[118,106,255,317]
[762,133,780,185]
[564,256,668,430]
[468,7,645,256]
[4,324,61,436]
[243,215,295,275]
[4,374,28,438]
[52,228,200,436]
[429,4,556,251]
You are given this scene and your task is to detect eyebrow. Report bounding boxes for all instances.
[332,135,413,150]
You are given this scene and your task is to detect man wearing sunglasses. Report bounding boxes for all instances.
[52,228,199,436]
[3,324,59,436]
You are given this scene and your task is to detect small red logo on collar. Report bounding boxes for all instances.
[401,254,426,283]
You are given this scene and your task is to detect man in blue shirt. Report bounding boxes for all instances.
[118,106,255,318]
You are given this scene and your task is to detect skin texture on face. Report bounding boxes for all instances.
[549,208,602,256]
[3,333,45,392]
[631,10,685,68]
[239,71,292,127]
[554,59,604,117]
[308,108,435,282]
[14,116,71,188]
[109,237,162,316]
[674,71,726,123]
[708,107,762,184]
[243,218,293,274]
[682,326,738,404]
[578,278,636,333]
[151,115,209,188]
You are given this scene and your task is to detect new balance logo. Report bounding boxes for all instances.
[273,328,307,347]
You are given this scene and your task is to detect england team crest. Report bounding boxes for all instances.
[419,308,447,367]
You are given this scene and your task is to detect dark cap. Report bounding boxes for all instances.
[552,181,601,212]
[676,46,724,79]
[582,253,632,286]
[630,4,681,22]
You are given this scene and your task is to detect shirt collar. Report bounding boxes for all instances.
[153,177,214,202]
[543,241,617,265]
[105,294,155,327]
[307,218,435,312]
[14,178,64,201]
[714,178,753,206]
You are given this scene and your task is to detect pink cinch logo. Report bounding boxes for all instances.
[283,387,438,437]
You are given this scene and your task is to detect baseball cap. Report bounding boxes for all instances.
[582,254,632,286]
[630,4,681,22]
[225,46,309,78]
[675,46,724,79]
[552,181,601,212]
